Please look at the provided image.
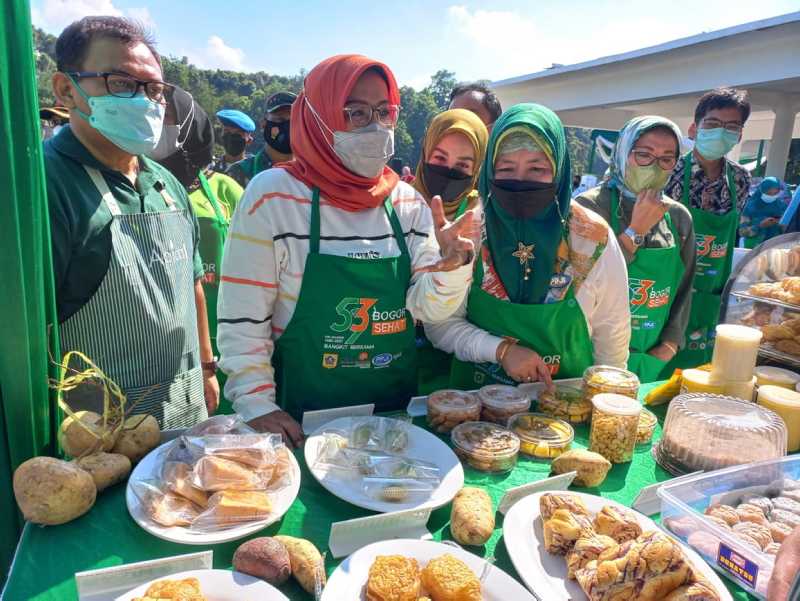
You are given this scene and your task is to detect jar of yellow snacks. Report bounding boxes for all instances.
[537,382,592,424]
[589,393,641,463]
[637,407,657,445]
[583,365,640,404]
[477,384,531,426]
[450,421,520,473]
[507,413,574,459]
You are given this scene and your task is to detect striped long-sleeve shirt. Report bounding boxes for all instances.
[217,167,472,420]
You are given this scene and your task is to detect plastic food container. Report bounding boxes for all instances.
[583,365,640,403]
[637,408,657,445]
[659,456,800,599]
[755,366,800,390]
[450,421,520,473]
[680,368,725,395]
[722,376,756,402]
[757,385,800,452]
[477,384,531,426]
[588,393,641,463]
[654,393,788,476]
[426,390,481,433]
[507,413,574,459]
[710,324,762,383]
[537,381,592,424]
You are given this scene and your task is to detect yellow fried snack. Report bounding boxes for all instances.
[132,576,206,600]
[420,554,481,601]
[365,555,420,601]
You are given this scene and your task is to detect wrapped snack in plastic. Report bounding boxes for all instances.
[131,480,201,527]
[184,433,281,469]
[362,477,436,504]
[349,417,386,450]
[382,416,412,454]
[191,490,273,531]
[183,414,256,436]
[264,445,295,492]
[161,461,209,507]
[191,456,270,491]
[363,455,440,482]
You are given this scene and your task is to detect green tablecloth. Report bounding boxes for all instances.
[3,384,756,601]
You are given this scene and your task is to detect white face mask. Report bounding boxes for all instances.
[762,192,780,203]
[333,123,394,178]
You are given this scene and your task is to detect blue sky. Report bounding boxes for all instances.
[31,0,800,88]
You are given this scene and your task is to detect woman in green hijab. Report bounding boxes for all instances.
[425,104,631,387]
[575,116,696,382]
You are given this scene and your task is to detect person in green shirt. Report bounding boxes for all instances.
[46,16,218,428]
[227,91,296,189]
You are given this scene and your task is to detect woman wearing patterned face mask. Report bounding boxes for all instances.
[576,116,696,382]
[741,177,789,248]
[426,103,630,389]
[217,54,478,443]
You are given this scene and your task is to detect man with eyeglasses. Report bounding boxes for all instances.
[664,87,752,367]
[45,16,218,429]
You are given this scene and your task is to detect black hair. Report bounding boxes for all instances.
[56,16,160,72]
[449,82,502,123]
[694,87,751,125]
[643,124,681,154]
[388,157,403,175]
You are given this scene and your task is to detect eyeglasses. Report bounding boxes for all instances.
[343,102,400,128]
[631,150,678,171]
[66,71,174,104]
[700,117,743,134]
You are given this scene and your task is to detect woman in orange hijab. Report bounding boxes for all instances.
[217,55,478,442]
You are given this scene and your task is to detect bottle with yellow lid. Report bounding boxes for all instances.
[680,369,725,395]
[755,366,800,390]
[757,385,800,452]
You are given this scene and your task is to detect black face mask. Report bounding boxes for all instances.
[264,120,292,154]
[422,163,472,203]
[490,179,556,219]
[222,131,247,156]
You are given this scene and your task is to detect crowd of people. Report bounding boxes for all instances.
[36,15,800,599]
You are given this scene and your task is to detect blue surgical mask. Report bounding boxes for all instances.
[694,127,740,161]
[70,76,165,156]
[762,192,780,204]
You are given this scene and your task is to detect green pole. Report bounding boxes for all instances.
[0,0,60,580]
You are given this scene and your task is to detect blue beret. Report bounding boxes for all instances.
[215,109,255,133]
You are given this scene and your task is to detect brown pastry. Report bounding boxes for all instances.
[565,534,618,579]
[365,555,420,601]
[196,490,271,528]
[732,522,771,550]
[162,462,209,508]
[733,532,762,551]
[740,495,773,516]
[192,456,264,492]
[736,503,768,526]
[539,492,591,521]
[704,504,739,526]
[706,515,732,530]
[749,282,779,298]
[662,581,721,601]
[419,554,481,601]
[776,339,800,356]
[143,490,201,527]
[132,577,206,601]
[762,324,795,341]
[593,505,643,543]
[781,489,800,503]
[770,520,793,542]
[543,508,595,555]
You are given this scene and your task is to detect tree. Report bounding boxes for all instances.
[426,69,457,110]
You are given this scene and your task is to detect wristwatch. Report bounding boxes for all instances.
[623,227,645,248]
[201,358,218,373]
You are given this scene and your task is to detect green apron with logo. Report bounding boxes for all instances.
[610,189,685,382]
[672,152,738,367]
[449,245,594,389]
[273,188,418,420]
[416,198,469,395]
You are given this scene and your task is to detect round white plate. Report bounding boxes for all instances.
[502,491,733,601]
[116,569,289,600]
[304,417,464,513]
[125,439,301,545]
[321,539,537,600]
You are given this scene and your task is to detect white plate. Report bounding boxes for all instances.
[305,417,464,513]
[116,569,289,600]
[503,491,733,601]
[321,539,537,601]
[125,440,301,545]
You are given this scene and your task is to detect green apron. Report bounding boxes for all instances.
[416,198,469,395]
[450,246,594,389]
[273,188,418,420]
[610,189,685,382]
[672,153,738,367]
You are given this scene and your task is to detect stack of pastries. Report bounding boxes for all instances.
[365,553,481,601]
[539,493,720,601]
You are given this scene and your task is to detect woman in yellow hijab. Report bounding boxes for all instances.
[415,109,488,393]
[414,108,489,220]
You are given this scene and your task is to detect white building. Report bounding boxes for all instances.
[491,12,800,178]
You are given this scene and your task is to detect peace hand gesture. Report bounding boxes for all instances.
[418,195,481,273]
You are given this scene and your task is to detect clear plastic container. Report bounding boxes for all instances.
[507,413,574,459]
[658,456,800,599]
[582,365,640,404]
[588,393,641,463]
[755,366,800,390]
[537,381,592,424]
[710,324,762,383]
[426,390,481,433]
[477,384,531,425]
[757,385,800,452]
[654,393,788,476]
[637,407,657,445]
[450,421,520,473]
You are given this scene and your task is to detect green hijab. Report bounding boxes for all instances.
[478,103,571,304]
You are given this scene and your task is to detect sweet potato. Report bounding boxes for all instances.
[13,457,96,525]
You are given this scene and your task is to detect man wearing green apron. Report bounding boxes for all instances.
[46,16,218,427]
[577,116,696,383]
[227,92,296,189]
[665,87,752,367]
